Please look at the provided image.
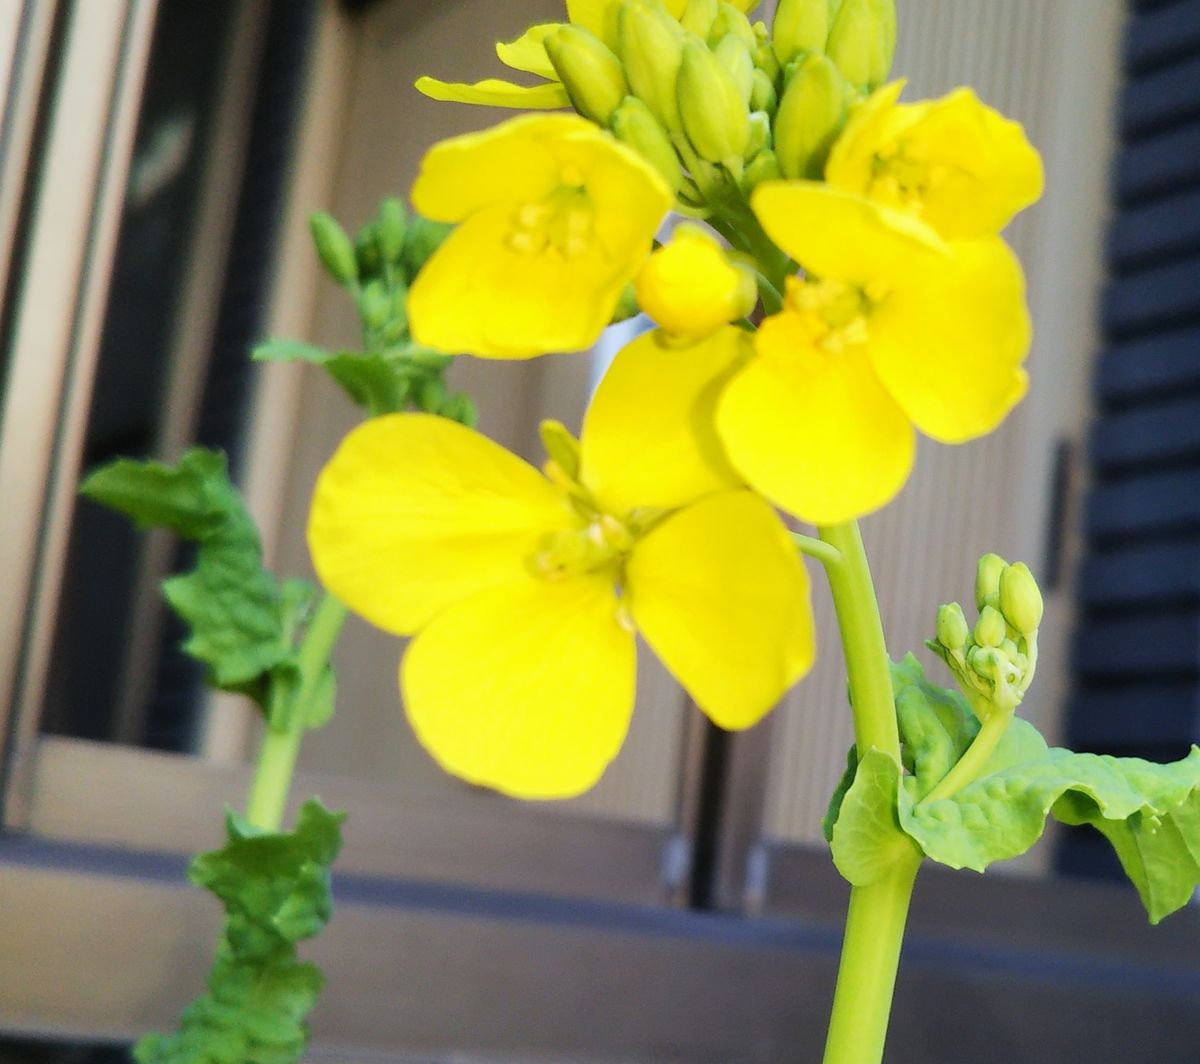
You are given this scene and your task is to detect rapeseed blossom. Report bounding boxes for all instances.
[308,328,814,798]
[407,114,671,358]
[715,182,1031,525]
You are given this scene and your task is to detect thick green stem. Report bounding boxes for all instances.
[245,593,347,831]
[817,521,917,1064]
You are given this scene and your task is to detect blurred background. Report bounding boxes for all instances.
[0,0,1198,1060]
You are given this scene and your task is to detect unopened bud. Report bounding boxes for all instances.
[540,419,583,481]
[974,605,1007,649]
[355,223,382,278]
[741,148,782,192]
[974,552,1008,611]
[310,212,358,285]
[678,39,750,164]
[443,393,478,429]
[774,53,848,179]
[610,95,684,193]
[546,25,628,125]
[635,225,757,337]
[714,34,755,103]
[826,0,892,89]
[773,0,831,66]
[401,216,454,280]
[750,68,778,113]
[377,198,408,264]
[359,280,391,332]
[709,1,755,48]
[999,561,1044,635]
[619,0,685,132]
[680,0,719,38]
[745,110,771,158]
[936,603,969,651]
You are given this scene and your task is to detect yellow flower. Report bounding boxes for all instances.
[714,182,1031,526]
[307,327,814,798]
[416,0,759,111]
[825,80,1044,240]
[634,224,757,338]
[407,114,671,359]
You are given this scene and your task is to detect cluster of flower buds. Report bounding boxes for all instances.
[926,553,1044,721]
[541,0,896,209]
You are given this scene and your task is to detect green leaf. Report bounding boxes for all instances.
[822,745,857,844]
[251,338,331,365]
[82,449,290,691]
[324,352,410,416]
[829,748,920,885]
[134,800,345,1064]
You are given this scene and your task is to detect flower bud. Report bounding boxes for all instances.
[773,53,848,179]
[310,212,358,285]
[740,148,782,192]
[974,552,1008,611]
[680,0,719,37]
[745,110,771,159]
[753,40,781,81]
[678,39,750,164]
[936,603,969,651]
[619,0,686,132]
[359,280,391,332]
[714,34,755,103]
[974,605,1007,649]
[709,1,756,48]
[545,25,629,125]
[635,224,757,338]
[999,561,1044,635]
[750,68,777,113]
[401,216,454,279]
[377,198,408,265]
[610,95,685,193]
[772,0,831,67]
[443,393,478,429]
[541,419,583,481]
[355,222,382,278]
[826,0,892,90]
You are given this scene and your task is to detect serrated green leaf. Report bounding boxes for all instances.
[251,338,332,365]
[135,799,345,1064]
[80,449,229,536]
[829,749,920,885]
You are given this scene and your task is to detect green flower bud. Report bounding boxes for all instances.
[709,2,755,48]
[974,605,1007,649]
[745,109,771,159]
[714,34,755,103]
[541,419,583,481]
[753,40,781,81]
[826,0,891,89]
[359,280,391,332]
[773,53,847,179]
[618,0,685,132]
[442,393,478,429]
[936,603,969,651]
[355,222,382,278]
[974,552,1008,611]
[401,216,454,280]
[309,212,358,285]
[610,95,684,193]
[750,68,778,113]
[417,376,450,413]
[680,0,719,37]
[773,0,831,66]
[545,25,629,125]
[999,561,1044,635]
[678,39,750,165]
[376,198,408,265]
[740,148,782,192]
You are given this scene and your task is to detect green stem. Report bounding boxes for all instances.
[791,532,844,570]
[920,712,1011,806]
[817,521,916,1064]
[244,593,347,831]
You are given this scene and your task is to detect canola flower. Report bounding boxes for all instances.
[308,327,814,798]
[406,113,671,358]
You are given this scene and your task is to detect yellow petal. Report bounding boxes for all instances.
[751,181,949,285]
[407,203,624,357]
[414,76,570,113]
[869,235,1032,443]
[627,491,815,729]
[580,327,745,512]
[402,574,636,798]
[825,79,910,187]
[716,319,915,524]
[497,24,562,78]
[307,414,571,635]
[565,0,621,48]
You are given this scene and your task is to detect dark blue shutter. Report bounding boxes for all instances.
[1060,0,1200,877]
